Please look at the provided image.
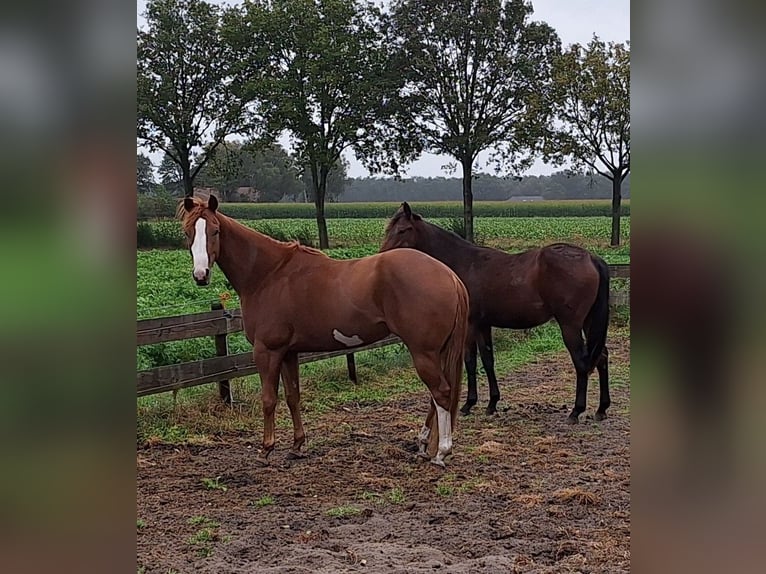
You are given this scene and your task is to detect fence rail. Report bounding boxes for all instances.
[137,264,629,399]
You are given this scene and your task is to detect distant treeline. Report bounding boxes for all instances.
[339,172,629,203]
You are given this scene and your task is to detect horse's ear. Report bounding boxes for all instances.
[184,197,195,212]
[401,202,412,218]
[208,194,218,212]
[412,213,422,221]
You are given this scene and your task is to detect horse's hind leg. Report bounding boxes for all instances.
[460,329,479,416]
[418,403,436,459]
[281,353,307,458]
[411,351,453,467]
[595,346,611,421]
[559,323,590,424]
[476,325,500,415]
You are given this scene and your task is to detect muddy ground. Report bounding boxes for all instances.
[137,333,629,573]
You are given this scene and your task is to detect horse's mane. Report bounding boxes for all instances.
[175,197,208,234]
[176,197,328,257]
[385,210,407,233]
[386,209,470,246]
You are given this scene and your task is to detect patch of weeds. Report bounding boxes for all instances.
[477,454,489,463]
[250,495,275,508]
[201,476,228,492]
[387,487,406,504]
[326,505,362,518]
[360,491,382,503]
[457,478,481,494]
[436,483,454,497]
[137,518,146,529]
[187,516,222,558]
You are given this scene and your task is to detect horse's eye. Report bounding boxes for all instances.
[397,228,408,235]
[211,229,219,236]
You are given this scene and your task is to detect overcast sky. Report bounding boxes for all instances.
[137,0,630,178]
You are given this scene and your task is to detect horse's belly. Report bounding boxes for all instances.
[291,321,389,353]
[481,303,550,330]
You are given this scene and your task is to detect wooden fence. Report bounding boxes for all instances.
[137,264,629,401]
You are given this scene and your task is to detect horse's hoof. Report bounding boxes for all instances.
[594,411,607,422]
[254,456,270,467]
[416,451,430,460]
[566,415,580,425]
[485,407,498,416]
[430,458,446,468]
[460,405,473,416]
[286,451,307,460]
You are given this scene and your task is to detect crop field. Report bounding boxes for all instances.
[138,198,630,221]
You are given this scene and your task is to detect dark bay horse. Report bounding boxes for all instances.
[179,196,469,466]
[380,202,611,423]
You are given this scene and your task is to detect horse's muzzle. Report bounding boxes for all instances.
[193,268,210,285]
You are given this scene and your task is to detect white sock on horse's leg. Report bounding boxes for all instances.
[432,401,452,465]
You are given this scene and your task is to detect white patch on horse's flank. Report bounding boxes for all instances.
[191,218,209,280]
[332,329,363,347]
[433,401,453,463]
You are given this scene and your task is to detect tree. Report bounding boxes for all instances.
[545,37,630,245]
[225,0,407,248]
[137,153,156,194]
[300,157,348,203]
[158,152,184,196]
[196,141,302,202]
[137,0,253,197]
[387,0,560,242]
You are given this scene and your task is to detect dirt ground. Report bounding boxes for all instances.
[137,333,629,573]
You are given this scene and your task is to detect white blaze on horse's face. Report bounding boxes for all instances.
[191,218,210,284]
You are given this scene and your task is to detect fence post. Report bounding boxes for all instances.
[346,353,358,384]
[211,301,232,403]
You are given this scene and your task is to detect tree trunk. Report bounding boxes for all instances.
[314,165,330,249]
[181,161,194,198]
[462,157,474,243]
[610,173,623,246]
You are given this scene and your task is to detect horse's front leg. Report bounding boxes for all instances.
[253,344,286,465]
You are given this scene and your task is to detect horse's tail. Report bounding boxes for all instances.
[585,255,610,372]
[443,273,469,431]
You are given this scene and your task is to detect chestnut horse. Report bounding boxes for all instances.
[179,196,469,466]
[381,203,611,423]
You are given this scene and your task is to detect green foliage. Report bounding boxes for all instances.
[201,477,227,492]
[138,0,252,197]
[195,140,302,203]
[137,153,157,194]
[225,0,409,247]
[547,37,630,179]
[546,37,630,245]
[250,495,276,508]
[137,215,630,250]
[325,505,362,518]
[137,189,181,221]
[186,516,221,557]
[387,0,562,241]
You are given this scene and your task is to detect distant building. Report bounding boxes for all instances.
[507,195,544,202]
